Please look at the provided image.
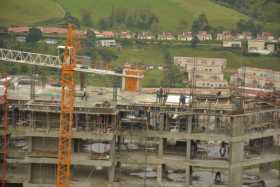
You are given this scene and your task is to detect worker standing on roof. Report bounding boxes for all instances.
[163,89,168,105]
[159,87,163,104]
[156,89,160,103]
[179,93,186,106]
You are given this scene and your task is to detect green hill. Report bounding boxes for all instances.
[1,0,248,31]
[57,0,248,31]
[0,0,65,26]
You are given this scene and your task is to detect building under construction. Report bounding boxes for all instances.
[0,81,279,187]
[0,26,279,187]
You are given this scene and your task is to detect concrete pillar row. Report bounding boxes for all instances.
[229,116,244,187]
[109,136,116,182]
[185,166,191,187]
[186,116,193,160]
[158,138,165,157]
[157,165,162,183]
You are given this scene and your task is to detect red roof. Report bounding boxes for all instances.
[8,27,29,33]
[101,31,114,37]
[262,32,273,37]
[39,27,67,34]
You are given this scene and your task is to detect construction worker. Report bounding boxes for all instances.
[219,141,227,158]
[156,89,161,103]
[159,87,163,104]
[214,171,222,184]
[163,89,168,105]
[179,93,186,106]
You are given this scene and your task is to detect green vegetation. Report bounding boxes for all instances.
[212,0,280,34]
[0,0,64,26]
[143,69,164,88]
[2,0,280,33]
[57,0,248,31]
[26,27,42,43]
[98,8,159,30]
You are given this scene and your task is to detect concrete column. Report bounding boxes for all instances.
[186,116,192,160]
[158,138,164,157]
[229,116,244,187]
[159,113,165,131]
[109,136,116,182]
[113,87,117,102]
[157,165,162,183]
[185,166,191,186]
[27,164,32,182]
[28,137,32,153]
[80,72,86,91]
[75,113,78,130]
[108,165,115,182]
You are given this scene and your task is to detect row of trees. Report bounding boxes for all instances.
[99,8,159,30]
[191,13,264,37]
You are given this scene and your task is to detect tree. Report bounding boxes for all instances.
[84,30,97,48]
[64,11,80,28]
[81,9,93,26]
[236,19,263,37]
[151,22,160,34]
[85,48,99,62]
[98,48,118,63]
[163,51,172,66]
[162,64,184,87]
[192,14,209,34]
[26,27,42,43]
[98,17,111,30]
[191,36,199,48]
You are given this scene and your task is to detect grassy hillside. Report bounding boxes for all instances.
[57,0,247,31]
[0,0,64,26]
[211,0,280,33]
[0,0,247,31]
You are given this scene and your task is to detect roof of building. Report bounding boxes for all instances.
[8,27,29,33]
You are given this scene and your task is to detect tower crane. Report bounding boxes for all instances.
[56,24,76,187]
[0,25,143,187]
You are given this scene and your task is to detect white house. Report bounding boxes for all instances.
[97,40,117,47]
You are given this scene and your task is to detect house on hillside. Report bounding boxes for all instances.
[119,32,133,39]
[39,27,67,35]
[242,32,253,40]
[157,32,175,41]
[174,56,226,81]
[222,40,242,48]
[257,32,275,42]
[231,67,280,90]
[137,32,154,40]
[8,27,29,33]
[177,32,192,41]
[45,39,58,45]
[16,36,26,42]
[197,31,212,41]
[174,56,228,89]
[94,31,115,38]
[96,39,116,47]
[216,32,233,41]
[248,40,275,55]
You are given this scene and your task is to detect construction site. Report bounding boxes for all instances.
[0,26,279,187]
